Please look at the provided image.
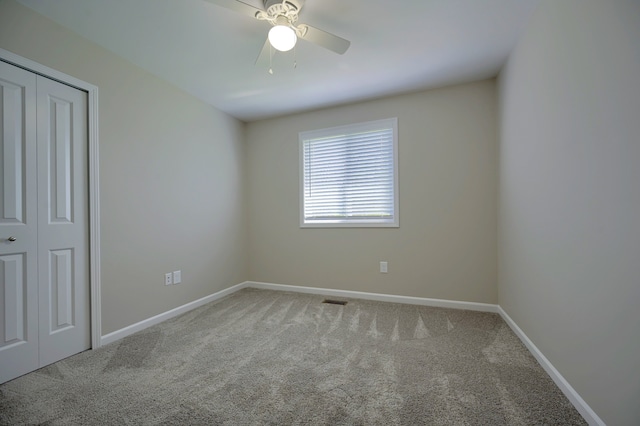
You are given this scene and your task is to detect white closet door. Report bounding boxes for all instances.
[36,75,90,367]
[0,61,90,383]
[0,61,39,383]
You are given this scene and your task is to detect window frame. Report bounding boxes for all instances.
[299,117,399,228]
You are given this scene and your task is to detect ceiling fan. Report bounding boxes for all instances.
[205,0,350,66]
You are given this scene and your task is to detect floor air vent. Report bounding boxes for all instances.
[322,299,348,306]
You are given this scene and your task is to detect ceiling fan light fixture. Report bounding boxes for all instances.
[268,25,297,52]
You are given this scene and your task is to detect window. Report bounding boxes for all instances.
[300,118,398,228]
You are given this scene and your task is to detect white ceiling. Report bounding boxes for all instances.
[17,0,539,122]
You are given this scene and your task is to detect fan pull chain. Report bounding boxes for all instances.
[294,45,297,69]
[269,43,274,75]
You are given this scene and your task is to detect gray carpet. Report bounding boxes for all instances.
[0,288,586,425]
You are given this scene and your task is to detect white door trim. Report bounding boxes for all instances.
[0,48,102,349]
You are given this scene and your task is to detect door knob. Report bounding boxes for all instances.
[7,236,16,242]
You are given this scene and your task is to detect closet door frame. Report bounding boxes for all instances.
[0,48,102,350]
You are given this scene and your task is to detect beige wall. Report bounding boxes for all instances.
[499,1,640,424]
[0,0,248,334]
[247,80,498,303]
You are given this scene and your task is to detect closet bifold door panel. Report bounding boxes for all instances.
[36,74,90,368]
[0,61,90,384]
[0,60,39,383]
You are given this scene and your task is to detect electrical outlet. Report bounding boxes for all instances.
[165,272,173,285]
[173,270,181,284]
[380,261,388,273]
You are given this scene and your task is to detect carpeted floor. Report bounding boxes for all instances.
[0,288,586,425]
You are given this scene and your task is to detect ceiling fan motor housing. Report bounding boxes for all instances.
[264,0,303,9]
[264,0,303,17]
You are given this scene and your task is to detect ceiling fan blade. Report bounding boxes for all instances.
[299,24,350,55]
[255,39,271,67]
[203,0,262,19]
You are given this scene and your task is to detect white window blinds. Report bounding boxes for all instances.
[299,118,398,227]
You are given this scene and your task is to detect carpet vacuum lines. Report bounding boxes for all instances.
[0,288,587,425]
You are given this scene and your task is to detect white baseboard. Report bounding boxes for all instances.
[245,281,499,313]
[100,281,248,346]
[498,307,605,426]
